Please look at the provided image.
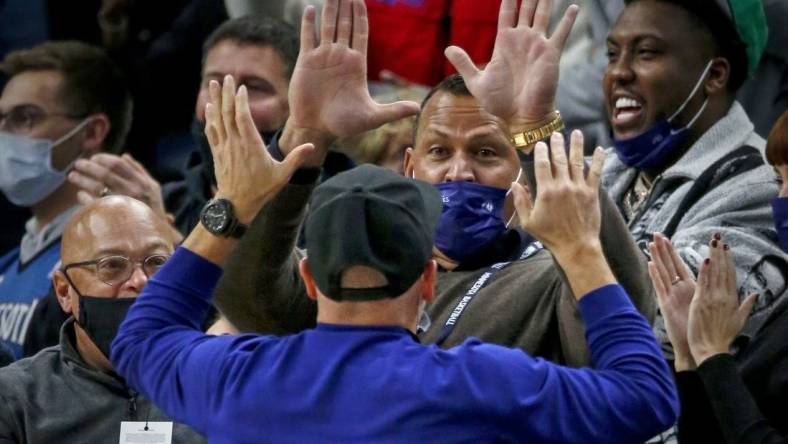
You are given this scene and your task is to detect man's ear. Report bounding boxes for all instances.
[80,113,111,154]
[53,271,75,315]
[299,257,318,301]
[421,260,437,304]
[403,147,415,178]
[705,57,731,96]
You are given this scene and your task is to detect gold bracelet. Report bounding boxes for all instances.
[510,111,565,149]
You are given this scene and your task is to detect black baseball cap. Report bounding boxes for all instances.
[304,164,442,301]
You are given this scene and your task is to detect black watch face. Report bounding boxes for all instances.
[203,202,229,233]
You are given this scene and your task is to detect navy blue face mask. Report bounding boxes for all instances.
[428,168,522,264]
[613,61,712,171]
[771,197,788,252]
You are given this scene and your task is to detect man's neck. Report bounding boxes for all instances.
[316,298,420,334]
[29,183,80,232]
[74,322,114,373]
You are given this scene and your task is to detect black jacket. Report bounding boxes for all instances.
[677,298,788,443]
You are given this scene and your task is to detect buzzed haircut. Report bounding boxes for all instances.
[0,41,133,154]
[623,0,749,92]
[203,16,299,79]
[414,74,472,136]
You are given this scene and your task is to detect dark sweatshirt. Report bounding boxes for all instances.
[0,318,205,443]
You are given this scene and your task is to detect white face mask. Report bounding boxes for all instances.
[0,118,91,207]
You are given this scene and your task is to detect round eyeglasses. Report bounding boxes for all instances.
[61,254,170,287]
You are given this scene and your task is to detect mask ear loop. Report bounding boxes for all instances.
[504,167,524,228]
[668,60,713,123]
[48,117,94,173]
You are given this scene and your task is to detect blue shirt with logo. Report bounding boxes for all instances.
[0,242,60,359]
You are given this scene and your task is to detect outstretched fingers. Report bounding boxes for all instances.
[368,99,421,129]
[498,0,517,30]
[568,130,585,183]
[549,4,579,52]
[518,0,537,28]
[445,46,480,84]
[336,0,353,46]
[320,0,339,44]
[221,75,239,141]
[532,141,553,188]
[510,182,533,227]
[207,80,226,142]
[549,132,569,182]
[300,5,317,51]
[586,146,605,191]
[532,0,553,34]
[235,85,265,152]
[351,0,369,55]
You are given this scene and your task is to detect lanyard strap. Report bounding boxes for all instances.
[434,240,543,346]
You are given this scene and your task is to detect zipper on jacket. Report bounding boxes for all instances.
[127,390,138,421]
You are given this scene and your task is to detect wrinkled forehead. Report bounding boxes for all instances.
[63,199,173,262]
[415,92,509,144]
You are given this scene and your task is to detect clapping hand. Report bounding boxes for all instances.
[648,233,697,370]
[687,237,758,366]
[445,0,578,128]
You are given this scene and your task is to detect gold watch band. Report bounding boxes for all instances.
[510,111,565,149]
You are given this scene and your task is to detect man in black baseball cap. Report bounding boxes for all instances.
[110,74,678,442]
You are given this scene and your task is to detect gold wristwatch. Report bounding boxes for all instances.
[510,111,565,149]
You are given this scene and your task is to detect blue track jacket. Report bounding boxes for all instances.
[112,247,679,444]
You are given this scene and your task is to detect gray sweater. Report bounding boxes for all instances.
[0,318,206,444]
[602,102,788,354]
[214,159,655,368]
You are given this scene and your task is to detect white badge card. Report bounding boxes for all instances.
[119,421,173,444]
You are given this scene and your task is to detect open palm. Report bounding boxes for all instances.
[446,0,577,125]
[288,0,420,140]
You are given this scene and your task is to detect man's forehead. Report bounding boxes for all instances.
[203,40,286,82]
[610,1,693,43]
[0,69,63,110]
[418,92,507,136]
[63,199,173,261]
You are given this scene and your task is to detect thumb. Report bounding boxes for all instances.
[280,143,315,179]
[510,182,533,228]
[737,293,758,328]
[369,100,421,129]
[445,46,480,82]
[77,190,97,205]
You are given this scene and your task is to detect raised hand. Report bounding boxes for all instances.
[687,237,758,366]
[445,0,578,128]
[648,232,697,370]
[511,131,603,256]
[281,0,420,163]
[204,75,314,224]
[511,130,611,298]
[68,153,167,219]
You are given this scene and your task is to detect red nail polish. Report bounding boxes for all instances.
[713,232,721,241]
[723,244,729,251]
[711,240,718,248]
[704,258,710,264]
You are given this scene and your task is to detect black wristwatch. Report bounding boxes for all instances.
[199,198,247,239]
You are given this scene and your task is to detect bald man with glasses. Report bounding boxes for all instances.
[0,195,204,443]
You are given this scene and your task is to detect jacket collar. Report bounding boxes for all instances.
[59,317,128,391]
